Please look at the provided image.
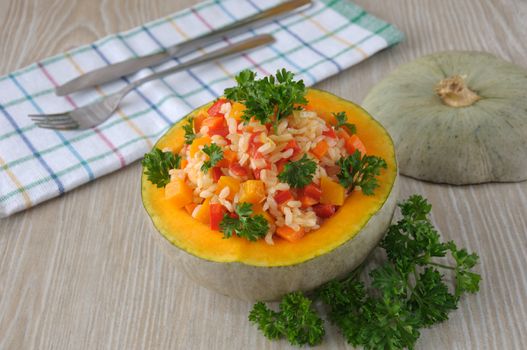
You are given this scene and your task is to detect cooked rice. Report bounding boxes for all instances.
[174,100,353,244]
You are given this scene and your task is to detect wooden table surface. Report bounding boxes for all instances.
[1,0,526,349]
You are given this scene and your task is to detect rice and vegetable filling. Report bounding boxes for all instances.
[143,70,387,244]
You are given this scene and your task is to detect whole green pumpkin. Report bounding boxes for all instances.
[363,51,527,185]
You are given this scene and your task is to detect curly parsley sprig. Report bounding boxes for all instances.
[278,154,317,189]
[333,111,356,134]
[142,148,181,188]
[337,150,387,195]
[201,143,223,173]
[219,203,269,241]
[182,117,196,145]
[250,195,481,349]
[224,69,307,125]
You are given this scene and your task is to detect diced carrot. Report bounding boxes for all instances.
[209,203,226,231]
[320,176,345,206]
[223,149,237,164]
[229,102,246,121]
[194,111,208,133]
[276,226,305,242]
[189,136,211,158]
[345,134,367,157]
[299,195,318,208]
[195,198,211,224]
[311,140,329,159]
[164,179,194,208]
[184,203,197,215]
[274,190,293,205]
[180,159,188,169]
[260,211,275,226]
[303,183,322,201]
[252,203,264,214]
[337,128,350,141]
[215,176,241,201]
[313,204,336,218]
[239,180,266,204]
[207,98,228,117]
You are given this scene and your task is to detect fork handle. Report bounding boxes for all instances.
[122,34,275,96]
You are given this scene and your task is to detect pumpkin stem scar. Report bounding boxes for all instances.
[435,74,481,107]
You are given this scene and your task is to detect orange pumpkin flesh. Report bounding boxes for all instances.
[142,89,398,300]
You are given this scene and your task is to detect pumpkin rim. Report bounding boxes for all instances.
[141,88,398,267]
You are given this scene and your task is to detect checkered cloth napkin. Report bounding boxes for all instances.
[0,0,403,218]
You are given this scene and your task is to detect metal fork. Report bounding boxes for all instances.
[29,34,275,130]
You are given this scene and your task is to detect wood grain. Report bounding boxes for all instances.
[1,0,526,349]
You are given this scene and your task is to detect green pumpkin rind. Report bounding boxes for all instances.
[363,51,527,185]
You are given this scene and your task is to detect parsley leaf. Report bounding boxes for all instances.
[333,111,356,134]
[142,148,181,188]
[224,69,307,125]
[249,291,325,346]
[201,143,223,173]
[337,150,387,195]
[219,203,269,241]
[251,195,481,349]
[182,117,195,145]
[278,154,317,188]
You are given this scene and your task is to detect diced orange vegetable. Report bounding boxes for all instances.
[195,198,211,224]
[320,176,345,206]
[337,128,350,141]
[260,211,275,226]
[276,226,305,242]
[300,195,318,208]
[184,203,197,215]
[180,159,188,169]
[230,102,246,121]
[311,140,329,159]
[251,202,264,214]
[217,149,237,168]
[345,134,367,157]
[215,176,241,201]
[189,136,211,158]
[164,179,194,208]
[194,111,208,132]
[239,180,266,204]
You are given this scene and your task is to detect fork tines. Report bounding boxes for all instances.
[29,114,79,130]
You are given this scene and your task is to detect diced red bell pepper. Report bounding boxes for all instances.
[323,127,337,138]
[229,162,248,177]
[248,132,264,158]
[303,183,322,201]
[211,167,223,182]
[299,195,318,208]
[313,204,336,218]
[209,203,226,231]
[202,117,229,137]
[207,98,228,117]
[274,190,293,204]
[284,139,301,158]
